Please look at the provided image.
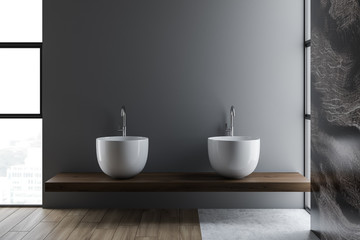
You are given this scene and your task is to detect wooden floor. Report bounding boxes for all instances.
[0,208,202,240]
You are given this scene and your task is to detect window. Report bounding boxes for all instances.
[0,0,42,42]
[0,0,42,205]
[0,48,40,114]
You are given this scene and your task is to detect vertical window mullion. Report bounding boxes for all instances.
[304,0,311,211]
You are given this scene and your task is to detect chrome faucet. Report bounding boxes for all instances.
[119,106,127,136]
[225,106,235,136]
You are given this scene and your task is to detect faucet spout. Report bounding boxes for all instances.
[120,106,127,136]
[225,106,235,136]
[230,106,235,136]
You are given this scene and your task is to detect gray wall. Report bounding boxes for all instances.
[43,0,304,208]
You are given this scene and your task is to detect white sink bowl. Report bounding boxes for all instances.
[96,136,148,179]
[208,136,260,179]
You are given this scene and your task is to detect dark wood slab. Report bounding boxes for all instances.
[45,172,310,192]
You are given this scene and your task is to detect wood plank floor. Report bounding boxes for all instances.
[0,208,202,240]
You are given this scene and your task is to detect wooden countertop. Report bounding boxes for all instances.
[45,172,310,192]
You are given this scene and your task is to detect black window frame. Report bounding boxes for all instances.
[304,0,311,213]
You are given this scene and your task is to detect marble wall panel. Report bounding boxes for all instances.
[311,0,360,239]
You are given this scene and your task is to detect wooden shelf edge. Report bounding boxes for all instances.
[45,172,310,192]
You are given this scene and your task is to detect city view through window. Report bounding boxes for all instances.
[0,120,42,204]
